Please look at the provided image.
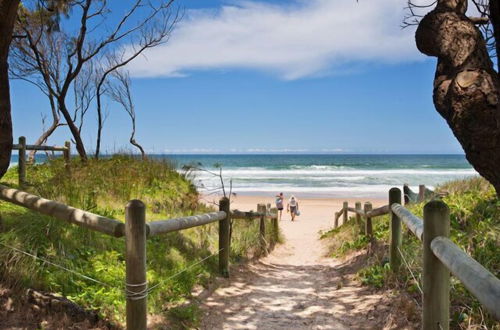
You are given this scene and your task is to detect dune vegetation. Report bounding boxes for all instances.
[0,155,264,327]
[321,177,499,329]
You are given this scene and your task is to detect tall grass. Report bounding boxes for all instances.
[0,155,264,327]
[322,177,499,329]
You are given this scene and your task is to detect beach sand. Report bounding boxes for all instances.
[205,194,386,224]
[199,194,394,329]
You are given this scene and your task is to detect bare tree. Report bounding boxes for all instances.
[9,0,179,161]
[106,70,146,159]
[410,0,500,195]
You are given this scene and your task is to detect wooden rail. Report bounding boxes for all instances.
[148,212,227,236]
[431,237,500,320]
[0,184,124,237]
[333,200,390,239]
[0,185,279,330]
[332,186,499,326]
[403,184,442,205]
[231,209,277,220]
[333,184,436,233]
[13,136,71,187]
[391,203,424,241]
[387,188,500,328]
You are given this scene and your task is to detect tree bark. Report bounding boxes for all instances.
[0,0,20,178]
[58,99,87,161]
[416,0,500,195]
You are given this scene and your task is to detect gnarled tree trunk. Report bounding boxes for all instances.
[416,0,500,195]
[0,0,20,178]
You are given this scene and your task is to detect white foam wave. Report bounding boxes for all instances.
[196,168,477,177]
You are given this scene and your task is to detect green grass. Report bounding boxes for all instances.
[322,177,499,329]
[0,155,266,327]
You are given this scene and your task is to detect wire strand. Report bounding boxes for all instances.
[0,242,114,288]
[397,246,423,295]
[147,248,223,293]
[1,242,224,299]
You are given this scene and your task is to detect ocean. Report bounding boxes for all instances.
[163,154,476,198]
[10,154,477,198]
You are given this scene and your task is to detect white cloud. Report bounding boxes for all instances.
[128,0,423,79]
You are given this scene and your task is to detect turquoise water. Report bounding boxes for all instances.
[10,154,476,198]
[162,154,476,198]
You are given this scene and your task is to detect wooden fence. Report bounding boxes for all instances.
[0,184,278,329]
[334,186,500,329]
[13,136,71,187]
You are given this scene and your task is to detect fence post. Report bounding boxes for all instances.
[18,136,26,187]
[257,204,267,254]
[219,197,230,277]
[342,201,348,225]
[270,207,279,244]
[364,202,373,238]
[355,201,363,234]
[389,187,402,271]
[423,200,450,330]
[63,141,71,171]
[125,200,147,330]
[418,184,426,203]
[334,212,339,229]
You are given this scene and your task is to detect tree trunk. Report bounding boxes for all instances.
[58,100,88,161]
[130,138,146,160]
[416,0,500,195]
[95,91,103,159]
[28,96,61,163]
[0,0,20,178]
[28,121,61,163]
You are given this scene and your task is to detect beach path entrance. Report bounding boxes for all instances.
[200,197,391,329]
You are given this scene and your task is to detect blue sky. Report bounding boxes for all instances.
[10,0,465,154]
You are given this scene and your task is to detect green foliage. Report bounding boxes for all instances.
[359,263,390,288]
[321,216,376,257]
[324,177,499,329]
[0,156,261,325]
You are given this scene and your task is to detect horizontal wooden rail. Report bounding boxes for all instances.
[391,203,424,241]
[231,210,276,220]
[431,236,500,320]
[347,206,364,216]
[148,211,227,236]
[366,204,389,217]
[12,144,68,152]
[345,204,389,219]
[0,184,124,237]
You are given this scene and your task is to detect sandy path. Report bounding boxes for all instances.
[200,196,388,329]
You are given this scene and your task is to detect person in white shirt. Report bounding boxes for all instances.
[287,195,299,221]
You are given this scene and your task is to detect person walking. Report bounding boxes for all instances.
[287,195,299,221]
[275,192,284,220]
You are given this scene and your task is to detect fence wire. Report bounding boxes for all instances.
[0,241,223,300]
[397,246,423,296]
[147,248,223,294]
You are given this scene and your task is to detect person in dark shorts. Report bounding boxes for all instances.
[275,192,284,220]
[287,195,299,221]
